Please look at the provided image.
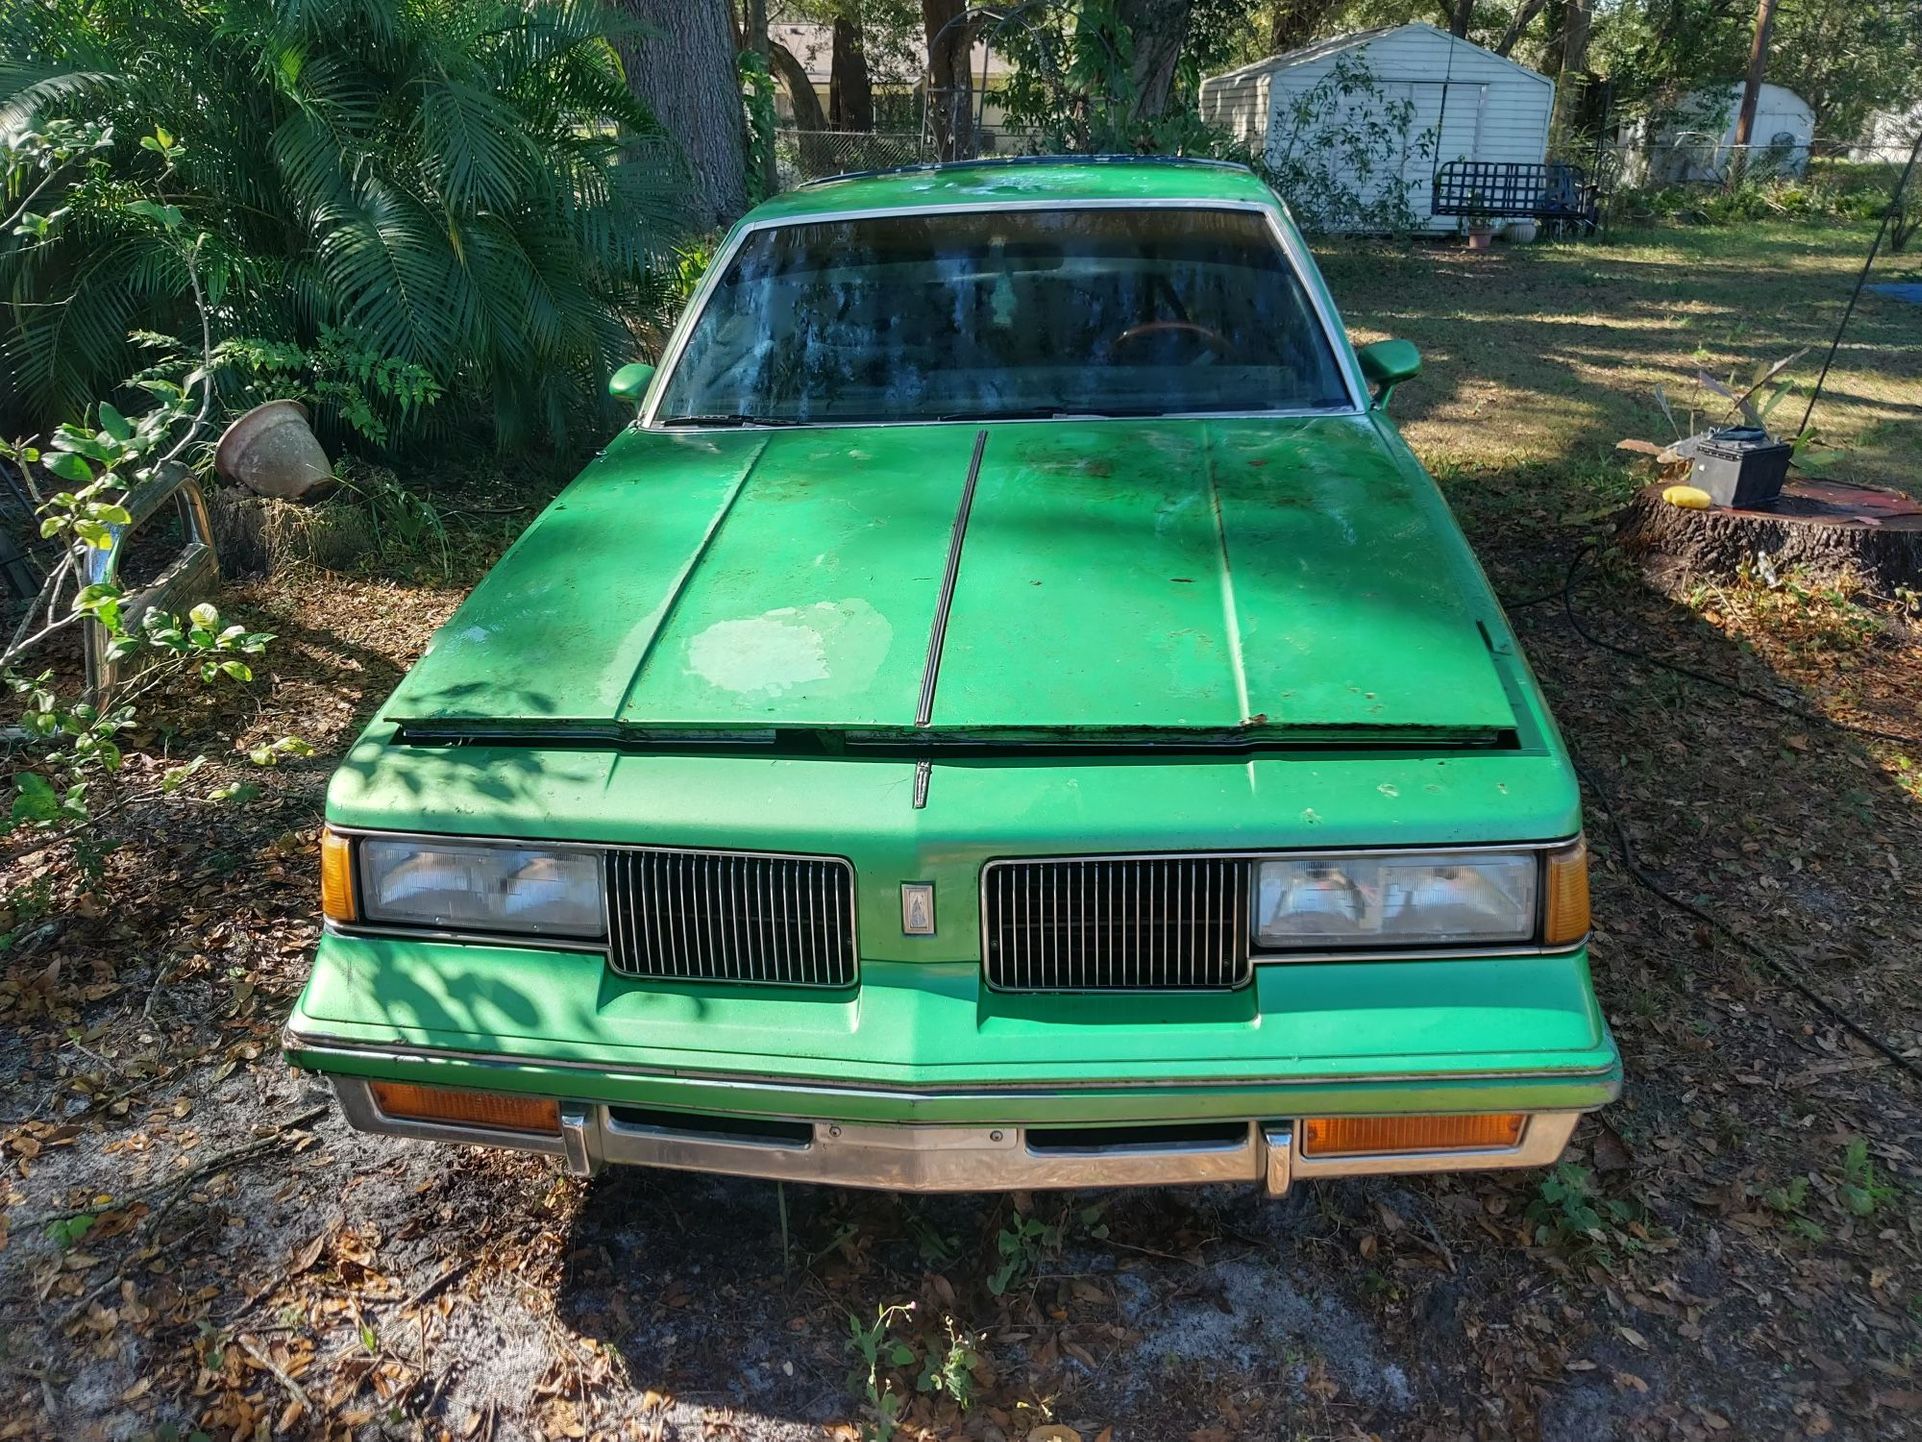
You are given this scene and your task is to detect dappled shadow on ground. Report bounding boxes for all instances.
[5,224,1921,1442]
[1318,221,1922,499]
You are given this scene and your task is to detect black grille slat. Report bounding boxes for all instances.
[984,857,1250,992]
[606,849,855,987]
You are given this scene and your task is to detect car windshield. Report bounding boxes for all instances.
[652,205,1351,425]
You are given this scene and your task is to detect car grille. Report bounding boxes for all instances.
[605,848,856,987]
[983,856,1252,991]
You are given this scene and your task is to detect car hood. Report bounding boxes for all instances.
[382,417,1519,745]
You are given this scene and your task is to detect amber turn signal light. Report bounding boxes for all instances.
[1301,1112,1525,1158]
[1543,836,1591,946]
[369,1081,561,1136]
[320,826,356,923]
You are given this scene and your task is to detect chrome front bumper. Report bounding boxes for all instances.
[328,1077,1580,1194]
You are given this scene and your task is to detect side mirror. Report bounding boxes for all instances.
[1357,339,1421,409]
[608,362,655,410]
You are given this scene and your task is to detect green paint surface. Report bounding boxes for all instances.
[293,160,1619,1130]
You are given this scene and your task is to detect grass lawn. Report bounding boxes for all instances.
[2,216,1919,1442]
[1322,218,1922,501]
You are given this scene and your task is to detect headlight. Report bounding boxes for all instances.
[354,836,604,939]
[1256,850,1539,949]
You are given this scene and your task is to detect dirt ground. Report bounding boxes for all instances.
[3,218,1920,1442]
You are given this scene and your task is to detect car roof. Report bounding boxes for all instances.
[740,156,1281,225]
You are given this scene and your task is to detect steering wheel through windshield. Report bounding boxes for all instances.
[1111,319,1236,363]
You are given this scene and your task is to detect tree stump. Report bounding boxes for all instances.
[1617,477,1922,594]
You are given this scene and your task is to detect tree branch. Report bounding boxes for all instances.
[1495,0,1550,55]
[158,243,213,471]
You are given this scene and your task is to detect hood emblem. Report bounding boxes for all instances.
[900,883,936,936]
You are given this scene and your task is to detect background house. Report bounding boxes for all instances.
[1633,82,1816,182]
[1199,23,1556,234]
[768,21,1016,134]
[1851,102,1922,162]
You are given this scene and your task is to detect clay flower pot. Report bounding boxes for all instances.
[214,399,334,500]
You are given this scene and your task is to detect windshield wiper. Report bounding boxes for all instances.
[658,412,803,428]
[936,405,1175,422]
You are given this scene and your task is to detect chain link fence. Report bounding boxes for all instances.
[1607,136,1915,189]
[773,126,1056,187]
[774,130,926,187]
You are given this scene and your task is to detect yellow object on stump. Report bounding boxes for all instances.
[1662,484,1712,510]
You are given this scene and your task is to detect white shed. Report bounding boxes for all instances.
[1850,103,1920,163]
[1647,82,1816,181]
[1199,23,1555,232]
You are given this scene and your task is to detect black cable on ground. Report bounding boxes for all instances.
[1522,541,1922,1086]
[1549,542,1922,748]
[1574,756,1922,1090]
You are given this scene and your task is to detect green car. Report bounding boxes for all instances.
[286,158,1619,1194]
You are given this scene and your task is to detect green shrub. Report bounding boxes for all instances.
[0,0,687,447]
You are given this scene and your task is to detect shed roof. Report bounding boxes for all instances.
[1207,22,1552,89]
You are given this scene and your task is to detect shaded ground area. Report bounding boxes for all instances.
[3,219,1920,1442]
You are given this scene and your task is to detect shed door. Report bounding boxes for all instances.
[1404,80,1489,217]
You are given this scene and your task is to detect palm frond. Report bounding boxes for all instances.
[3,0,687,444]
[414,78,542,211]
[315,181,471,365]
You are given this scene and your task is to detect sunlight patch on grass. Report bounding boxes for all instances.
[1322,219,1920,494]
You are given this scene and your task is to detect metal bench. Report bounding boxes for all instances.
[1432,160,1601,234]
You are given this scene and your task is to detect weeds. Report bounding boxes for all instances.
[987,1200,1107,1296]
[1526,1163,1644,1257]
[45,1212,94,1251]
[988,1213,1063,1297]
[1839,1137,1896,1218]
[1685,554,1883,655]
[1762,1174,1827,1243]
[845,1302,984,1440]
[347,470,449,580]
[917,1315,984,1412]
[847,1303,914,1441]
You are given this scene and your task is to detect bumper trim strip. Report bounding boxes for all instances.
[329,1076,1581,1192]
[284,1025,1621,1099]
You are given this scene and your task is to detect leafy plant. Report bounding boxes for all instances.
[844,1300,982,1437]
[740,48,778,206]
[1761,1174,1826,1242]
[846,1302,914,1441]
[1,0,687,446]
[986,1199,1106,1296]
[988,1211,1063,1296]
[2,177,278,896]
[1526,1162,1641,1254]
[346,470,450,578]
[45,1212,94,1251]
[916,1314,983,1411]
[1839,1137,1896,1218]
[1259,54,1435,235]
[210,329,442,447]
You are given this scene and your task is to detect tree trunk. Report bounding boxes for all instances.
[1494,0,1547,53]
[1618,482,1922,594]
[1269,0,1340,52]
[1448,0,1475,38]
[829,15,875,131]
[1732,0,1780,166]
[923,0,973,160]
[1540,0,1567,79]
[744,0,776,195]
[1550,0,1590,138]
[1115,0,1194,123]
[615,0,749,228]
